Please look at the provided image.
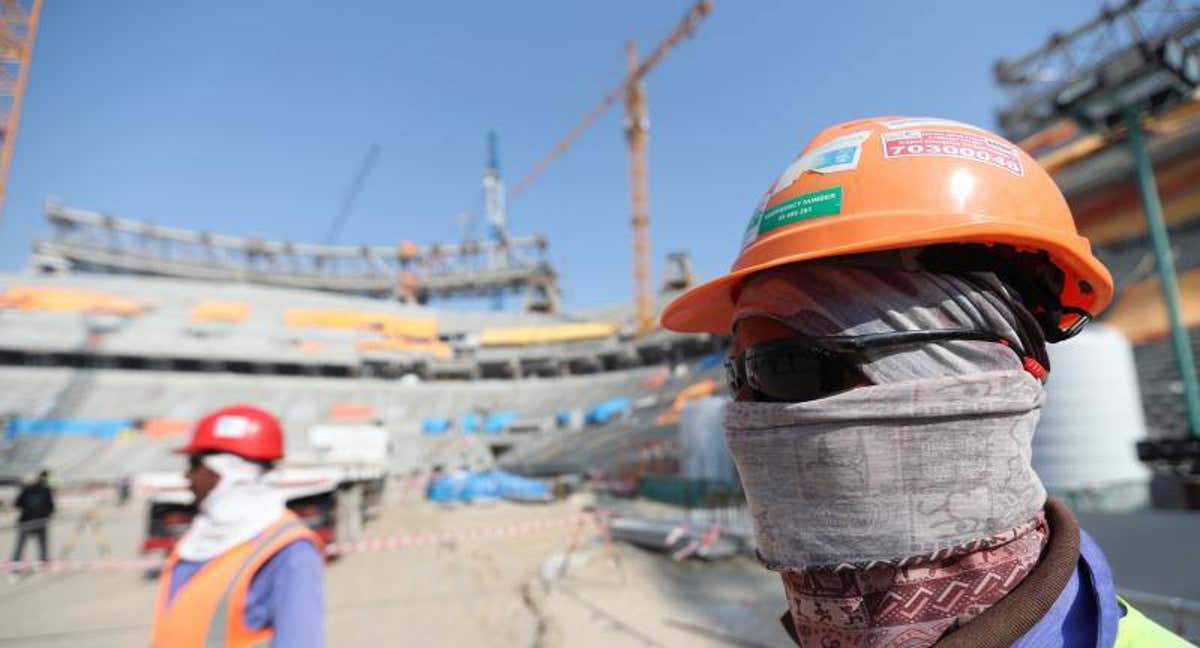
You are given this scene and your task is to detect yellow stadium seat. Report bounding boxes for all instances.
[283,308,438,340]
[479,322,617,347]
[355,337,452,359]
[0,285,149,316]
[190,301,250,323]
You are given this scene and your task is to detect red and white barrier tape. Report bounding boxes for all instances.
[324,513,592,555]
[663,523,689,547]
[2,556,162,573]
[0,511,607,574]
[670,522,722,562]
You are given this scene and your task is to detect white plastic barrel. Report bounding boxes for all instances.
[1036,324,1151,511]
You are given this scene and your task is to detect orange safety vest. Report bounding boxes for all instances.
[151,512,321,648]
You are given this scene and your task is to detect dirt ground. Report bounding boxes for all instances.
[0,490,791,647]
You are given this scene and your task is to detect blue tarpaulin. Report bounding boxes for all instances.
[460,413,481,435]
[6,418,134,440]
[426,471,468,502]
[585,397,632,425]
[426,470,549,504]
[697,352,725,371]
[494,471,551,502]
[484,411,519,434]
[421,417,452,436]
[461,472,502,502]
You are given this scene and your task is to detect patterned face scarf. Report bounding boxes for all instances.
[725,263,1051,647]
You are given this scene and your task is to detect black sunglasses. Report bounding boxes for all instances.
[726,328,1014,402]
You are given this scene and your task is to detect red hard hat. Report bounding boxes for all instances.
[178,404,285,462]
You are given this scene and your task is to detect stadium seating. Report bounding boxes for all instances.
[502,362,727,477]
[460,413,481,435]
[421,417,452,436]
[356,337,453,358]
[6,417,135,439]
[0,272,718,483]
[284,308,438,339]
[479,322,617,347]
[0,285,149,316]
[484,411,519,434]
[327,402,376,422]
[190,300,250,323]
[0,360,661,481]
[1104,267,1200,343]
[586,397,633,425]
[143,417,192,438]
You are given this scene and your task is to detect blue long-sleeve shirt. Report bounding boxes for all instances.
[167,539,325,648]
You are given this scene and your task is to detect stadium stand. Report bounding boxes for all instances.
[0,362,662,482]
[478,322,617,347]
[35,202,557,305]
[284,308,438,339]
[1132,327,1200,440]
[0,234,718,485]
[0,284,150,316]
[501,363,726,478]
[0,273,717,380]
[189,300,250,323]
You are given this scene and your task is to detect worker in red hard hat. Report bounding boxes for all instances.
[150,404,325,648]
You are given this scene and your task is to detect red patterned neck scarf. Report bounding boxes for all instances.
[782,514,1048,647]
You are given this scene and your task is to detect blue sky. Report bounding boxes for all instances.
[3,1,1103,309]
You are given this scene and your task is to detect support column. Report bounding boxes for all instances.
[1123,108,1200,439]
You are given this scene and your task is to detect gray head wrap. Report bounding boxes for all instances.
[724,263,1049,569]
[731,263,1047,383]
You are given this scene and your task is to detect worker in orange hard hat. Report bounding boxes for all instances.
[151,404,325,648]
[663,117,1187,647]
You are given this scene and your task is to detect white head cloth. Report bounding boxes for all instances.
[175,453,285,562]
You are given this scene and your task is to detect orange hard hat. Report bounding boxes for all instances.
[661,116,1113,341]
[178,404,285,462]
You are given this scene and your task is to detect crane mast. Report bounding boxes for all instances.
[507,1,711,334]
[0,0,43,221]
[624,41,653,334]
[483,129,507,246]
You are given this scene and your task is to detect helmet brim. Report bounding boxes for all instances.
[662,215,1113,335]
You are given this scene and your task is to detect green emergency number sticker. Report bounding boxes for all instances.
[756,186,843,235]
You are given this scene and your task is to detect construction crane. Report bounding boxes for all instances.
[509,1,713,334]
[483,129,507,247]
[0,0,43,222]
[324,143,381,244]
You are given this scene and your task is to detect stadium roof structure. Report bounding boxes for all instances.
[32,202,560,311]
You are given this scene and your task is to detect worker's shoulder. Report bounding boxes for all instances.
[251,537,324,590]
[265,537,324,571]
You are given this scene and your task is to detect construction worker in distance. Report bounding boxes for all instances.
[151,404,325,648]
[662,117,1190,647]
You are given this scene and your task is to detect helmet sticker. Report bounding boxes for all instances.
[743,186,843,246]
[741,191,771,248]
[881,129,1024,177]
[768,130,871,197]
[213,416,259,439]
[741,211,763,248]
[880,117,984,131]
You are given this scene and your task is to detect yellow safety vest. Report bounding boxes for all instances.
[1114,597,1196,648]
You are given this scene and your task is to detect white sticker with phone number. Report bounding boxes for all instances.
[881,129,1023,176]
